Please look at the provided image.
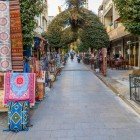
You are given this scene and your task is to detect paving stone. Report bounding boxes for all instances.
[0,58,140,140]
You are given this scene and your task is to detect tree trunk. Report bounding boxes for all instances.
[138,36,140,69]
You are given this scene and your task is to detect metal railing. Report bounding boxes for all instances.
[129,74,140,101]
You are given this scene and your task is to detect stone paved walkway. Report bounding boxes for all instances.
[1,58,140,140]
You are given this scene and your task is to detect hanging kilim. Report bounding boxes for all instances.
[36,82,45,101]
[4,73,36,106]
[0,0,12,72]
[36,71,46,83]
[8,101,30,132]
[10,0,23,71]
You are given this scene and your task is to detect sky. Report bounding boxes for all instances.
[48,0,103,16]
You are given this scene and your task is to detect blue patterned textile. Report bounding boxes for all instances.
[8,101,30,132]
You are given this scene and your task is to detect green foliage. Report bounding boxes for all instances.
[77,42,89,52]
[47,8,109,51]
[61,27,78,45]
[113,0,140,35]
[79,9,109,50]
[41,31,48,40]
[47,10,71,47]
[20,0,45,46]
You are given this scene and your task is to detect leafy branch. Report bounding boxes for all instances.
[20,0,45,46]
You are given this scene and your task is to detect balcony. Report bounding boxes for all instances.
[108,25,129,41]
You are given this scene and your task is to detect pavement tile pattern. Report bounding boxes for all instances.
[0,58,140,140]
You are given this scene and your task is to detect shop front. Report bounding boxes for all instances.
[110,38,123,59]
[123,35,139,68]
[110,35,139,68]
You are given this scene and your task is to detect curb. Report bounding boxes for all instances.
[85,65,140,115]
[95,73,140,114]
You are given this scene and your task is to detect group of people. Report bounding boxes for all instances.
[69,50,82,63]
[81,50,104,73]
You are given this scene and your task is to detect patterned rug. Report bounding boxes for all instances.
[10,0,24,72]
[8,101,29,132]
[4,73,35,106]
[36,71,46,83]
[0,1,12,71]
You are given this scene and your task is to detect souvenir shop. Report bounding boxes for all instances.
[0,0,63,132]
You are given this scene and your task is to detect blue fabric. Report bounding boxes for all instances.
[40,56,49,71]
[10,73,29,98]
[23,62,30,73]
[8,101,29,132]
[34,37,41,49]
[24,47,31,57]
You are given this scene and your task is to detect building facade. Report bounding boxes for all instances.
[47,16,54,28]
[98,0,140,68]
[34,0,48,34]
[33,0,48,57]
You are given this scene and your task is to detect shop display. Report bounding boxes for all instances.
[49,73,56,82]
[36,82,45,101]
[0,0,65,133]
[10,0,23,71]
[0,90,7,111]
[37,71,46,83]
[35,60,40,72]
[8,101,30,132]
[0,1,64,132]
[4,73,35,106]
[0,0,12,71]
[0,73,7,111]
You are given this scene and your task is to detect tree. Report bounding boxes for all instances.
[47,8,109,51]
[20,0,45,46]
[79,9,109,49]
[113,0,140,35]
